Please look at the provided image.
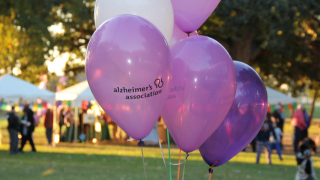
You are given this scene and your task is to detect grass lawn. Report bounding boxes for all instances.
[0,143,320,180]
[1,117,320,179]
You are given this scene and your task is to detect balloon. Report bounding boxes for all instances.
[94,0,174,44]
[171,0,220,33]
[162,36,237,153]
[86,15,172,140]
[170,24,197,46]
[199,61,268,166]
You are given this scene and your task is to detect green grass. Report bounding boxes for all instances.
[1,116,320,179]
[0,143,319,180]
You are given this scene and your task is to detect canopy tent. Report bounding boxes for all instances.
[0,74,55,102]
[55,81,95,106]
[266,87,297,105]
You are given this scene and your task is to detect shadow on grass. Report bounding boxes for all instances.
[0,149,315,180]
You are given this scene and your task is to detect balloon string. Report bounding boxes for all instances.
[158,134,167,169]
[167,129,172,180]
[208,160,220,180]
[141,146,147,180]
[177,149,182,180]
[171,153,189,166]
[182,157,187,180]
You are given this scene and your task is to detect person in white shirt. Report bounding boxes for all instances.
[270,122,283,160]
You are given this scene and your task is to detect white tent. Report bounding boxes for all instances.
[55,81,95,106]
[267,87,297,105]
[0,74,55,102]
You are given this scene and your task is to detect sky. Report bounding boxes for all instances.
[45,53,69,76]
[46,23,75,76]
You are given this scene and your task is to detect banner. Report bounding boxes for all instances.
[84,114,95,124]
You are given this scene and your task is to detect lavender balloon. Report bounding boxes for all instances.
[162,36,237,153]
[86,15,172,140]
[199,61,268,166]
[171,0,220,33]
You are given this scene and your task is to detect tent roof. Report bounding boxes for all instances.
[0,74,55,102]
[55,80,95,105]
[266,87,297,105]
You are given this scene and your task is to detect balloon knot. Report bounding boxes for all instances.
[208,160,220,173]
[138,140,144,147]
[186,153,189,159]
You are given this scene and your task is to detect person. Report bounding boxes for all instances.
[6,106,19,155]
[291,105,307,153]
[19,105,36,152]
[301,106,311,140]
[295,141,318,180]
[59,106,65,141]
[270,122,283,160]
[43,107,54,145]
[63,106,73,126]
[256,113,276,165]
[273,104,285,148]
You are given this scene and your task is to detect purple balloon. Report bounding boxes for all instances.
[162,36,237,153]
[199,61,268,166]
[171,24,197,46]
[86,15,172,140]
[171,0,220,33]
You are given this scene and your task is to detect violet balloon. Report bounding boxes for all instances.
[86,15,172,140]
[199,61,268,167]
[162,36,237,153]
[171,0,220,33]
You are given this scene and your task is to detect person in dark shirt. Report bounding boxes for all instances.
[256,113,277,165]
[19,105,36,152]
[301,106,311,140]
[273,105,285,148]
[59,107,65,141]
[6,106,19,155]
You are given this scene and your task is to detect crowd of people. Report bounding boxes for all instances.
[6,105,37,154]
[253,104,317,180]
[6,104,56,155]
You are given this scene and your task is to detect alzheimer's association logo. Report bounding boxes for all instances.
[154,78,164,88]
[113,77,165,100]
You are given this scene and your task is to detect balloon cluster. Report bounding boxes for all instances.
[85,0,268,173]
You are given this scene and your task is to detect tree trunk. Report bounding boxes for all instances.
[309,86,319,122]
[231,31,253,64]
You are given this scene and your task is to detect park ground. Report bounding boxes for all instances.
[0,119,320,180]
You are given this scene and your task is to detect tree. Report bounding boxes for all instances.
[0,0,94,85]
[201,0,319,64]
[0,0,56,83]
[0,15,48,83]
[50,0,95,76]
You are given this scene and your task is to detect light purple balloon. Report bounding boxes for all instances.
[199,61,268,166]
[162,36,237,153]
[86,15,172,140]
[171,24,197,46]
[171,0,221,33]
